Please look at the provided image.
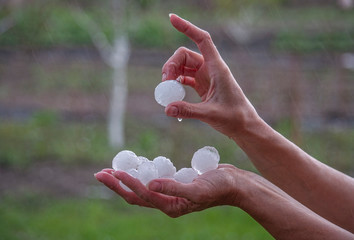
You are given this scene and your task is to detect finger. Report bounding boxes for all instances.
[116,171,201,218]
[165,101,209,120]
[101,168,114,174]
[169,14,220,62]
[218,164,235,169]
[162,47,203,81]
[148,178,198,200]
[95,171,152,207]
[180,76,196,88]
[114,171,185,211]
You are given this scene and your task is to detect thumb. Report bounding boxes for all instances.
[165,101,207,120]
[148,179,197,200]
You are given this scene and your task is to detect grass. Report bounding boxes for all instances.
[0,196,273,240]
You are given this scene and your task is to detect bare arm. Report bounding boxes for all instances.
[95,166,354,239]
[162,14,354,232]
[239,170,354,239]
[233,116,354,232]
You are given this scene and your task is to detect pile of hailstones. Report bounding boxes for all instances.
[112,146,220,192]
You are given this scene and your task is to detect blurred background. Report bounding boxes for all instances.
[0,0,353,239]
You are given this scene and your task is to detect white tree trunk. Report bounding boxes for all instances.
[108,36,130,147]
[71,4,129,148]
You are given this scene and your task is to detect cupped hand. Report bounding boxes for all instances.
[95,164,245,218]
[163,14,259,138]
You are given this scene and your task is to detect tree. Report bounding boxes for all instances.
[73,0,130,148]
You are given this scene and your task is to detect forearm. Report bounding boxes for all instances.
[236,172,354,240]
[232,116,354,232]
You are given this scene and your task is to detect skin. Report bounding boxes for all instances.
[95,14,354,239]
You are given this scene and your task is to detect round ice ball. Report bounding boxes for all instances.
[137,161,159,185]
[138,156,149,164]
[174,168,198,184]
[153,156,176,178]
[112,150,141,171]
[154,80,186,107]
[119,168,138,192]
[191,146,220,175]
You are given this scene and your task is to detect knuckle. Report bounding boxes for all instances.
[162,183,175,196]
[199,30,212,43]
[175,46,187,55]
[179,104,193,118]
[203,31,212,40]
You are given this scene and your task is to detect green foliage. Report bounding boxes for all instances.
[0,5,93,47]
[0,2,188,48]
[128,13,188,48]
[42,7,93,46]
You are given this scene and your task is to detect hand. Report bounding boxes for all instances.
[95,164,245,218]
[163,14,259,137]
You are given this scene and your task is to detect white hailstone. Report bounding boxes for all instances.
[174,168,198,184]
[119,169,138,192]
[191,146,220,174]
[112,150,141,171]
[153,156,176,178]
[138,156,149,164]
[137,161,159,185]
[154,80,186,107]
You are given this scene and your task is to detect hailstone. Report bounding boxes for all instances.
[174,168,198,184]
[153,156,176,178]
[112,150,141,171]
[137,161,159,185]
[154,80,186,107]
[191,146,220,174]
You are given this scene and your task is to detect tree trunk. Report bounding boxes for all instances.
[108,36,130,148]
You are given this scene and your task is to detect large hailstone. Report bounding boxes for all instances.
[153,156,176,178]
[137,161,159,185]
[138,156,149,164]
[112,150,141,171]
[154,80,186,107]
[174,168,198,184]
[191,146,220,174]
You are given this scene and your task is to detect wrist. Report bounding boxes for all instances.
[228,168,258,208]
[229,112,266,141]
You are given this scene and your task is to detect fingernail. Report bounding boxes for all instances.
[149,181,161,192]
[162,72,166,81]
[169,13,173,18]
[94,173,97,177]
[166,106,179,117]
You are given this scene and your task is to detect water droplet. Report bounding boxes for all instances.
[177,118,182,122]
